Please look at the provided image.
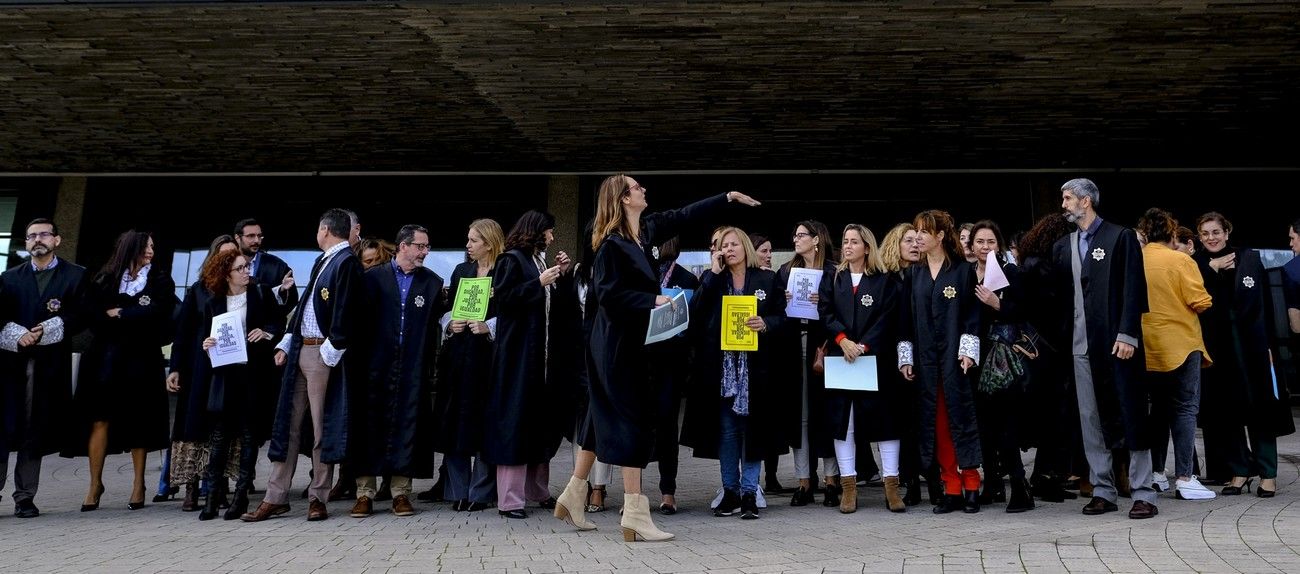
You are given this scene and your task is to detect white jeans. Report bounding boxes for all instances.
[832,405,900,478]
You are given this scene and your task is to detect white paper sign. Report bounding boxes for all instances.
[208,310,248,367]
[784,267,823,320]
[645,291,690,345]
[824,355,878,391]
[982,251,1009,292]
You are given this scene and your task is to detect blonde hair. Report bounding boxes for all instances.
[592,174,635,250]
[878,222,914,274]
[469,218,505,269]
[836,224,886,276]
[716,226,760,269]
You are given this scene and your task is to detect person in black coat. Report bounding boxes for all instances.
[818,224,906,513]
[0,218,89,518]
[552,174,759,542]
[69,230,178,511]
[189,249,282,520]
[647,236,700,514]
[774,220,841,507]
[483,211,568,519]
[1193,212,1294,497]
[1051,178,1157,520]
[898,210,984,514]
[434,218,504,511]
[348,225,446,518]
[233,218,299,321]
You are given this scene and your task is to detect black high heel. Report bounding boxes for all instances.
[1221,478,1253,496]
[81,483,106,512]
[1257,479,1276,498]
[128,485,147,510]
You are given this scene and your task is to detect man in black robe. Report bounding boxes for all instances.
[1051,178,1157,519]
[234,218,299,320]
[241,208,363,522]
[0,218,89,517]
[349,225,446,518]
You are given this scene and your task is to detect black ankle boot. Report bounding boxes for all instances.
[902,476,922,507]
[932,494,964,514]
[199,485,223,521]
[822,478,841,507]
[926,472,943,505]
[224,486,250,520]
[1006,478,1034,513]
[963,489,980,513]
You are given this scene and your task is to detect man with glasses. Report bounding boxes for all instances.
[0,218,89,517]
[348,224,447,518]
[234,218,298,319]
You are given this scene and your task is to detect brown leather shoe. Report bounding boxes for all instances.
[349,496,373,518]
[307,498,328,521]
[392,495,415,517]
[1081,496,1118,515]
[240,501,290,522]
[1128,500,1158,519]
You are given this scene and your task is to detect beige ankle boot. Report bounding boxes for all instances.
[884,476,906,512]
[839,475,858,513]
[620,493,673,542]
[554,476,597,531]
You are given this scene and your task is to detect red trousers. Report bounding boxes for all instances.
[935,383,981,495]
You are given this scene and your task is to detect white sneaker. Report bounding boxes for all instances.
[1175,476,1217,500]
[1152,472,1170,493]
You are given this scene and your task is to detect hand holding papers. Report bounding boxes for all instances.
[982,250,1009,291]
[785,267,822,320]
[720,295,759,351]
[209,310,248,367]
[646,290,690,345]
[452,277,491,321]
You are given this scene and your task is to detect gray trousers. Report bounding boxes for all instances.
[0,360,44,504]
[1073,355,1156,504]
[444,454,497,503]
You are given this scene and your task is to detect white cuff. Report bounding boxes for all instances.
[274,287,288,306]
[276,334,294,355]
[36,317,65,345]
[439,311,453,339]
[0,322,25,352]
[486,317,497,342]
[319,338,345,367]
[897,341,913,368]
[1116,333,1140,349]
[959,334,981,365]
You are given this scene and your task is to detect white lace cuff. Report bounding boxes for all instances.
[439,311,453,339]
[319,338,345,368]
[0,322,25,352]
[959,334,980,365]
[486,318,498,341]
[897,341,914,368]
[37,317,64,345]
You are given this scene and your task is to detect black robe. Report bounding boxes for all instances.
[267,247,362,465]
[681,267,785,461]
[482,249,561,466]
[1051,220,1150,450]
[353,263,446,478]
[68,267,178,455]
[170,282,217,443]
[900,259,983,469]
[0,258,89,456]
[434,261,496,455]
[202,285,282,441]
[252,251,300,321]
[587,193,731,468]
[774,261,837,457]
[549,266,589,445]
[819,268,905,443]
[1194,247,1294,437]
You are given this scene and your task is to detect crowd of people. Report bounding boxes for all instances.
[0,176,1298,544]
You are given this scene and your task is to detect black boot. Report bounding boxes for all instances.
[1006,478,1035,513]
[932,494,964,514]
[822,477,841,508]
[224,486,250,520]
[926,471,943,505]
[963,489,980,513]
[977,475,1004,505]
[902,476,922,507]
[199,484,223,521]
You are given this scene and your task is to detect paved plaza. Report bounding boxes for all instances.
[3,418,1300,574]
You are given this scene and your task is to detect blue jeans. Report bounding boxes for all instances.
[719,400,761,495]
[1149,351,1202,479]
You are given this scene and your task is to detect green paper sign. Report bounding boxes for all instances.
[451,277,491,321]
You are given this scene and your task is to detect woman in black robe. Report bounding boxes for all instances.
[1193,212,1294,497]
[483,211,568,518]
[69,230,178,511]
[647,236,699,514]
[898,210,984,514]
[818,224,906,513]
[551,174,759,542]
[434,218,504,511]
[774,220,840,506]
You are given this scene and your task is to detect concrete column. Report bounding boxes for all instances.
[547,175,580,261]
[54,176,87,263]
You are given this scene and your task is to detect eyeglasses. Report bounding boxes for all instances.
[241,233,265,240]
[25,231,55,241]
[792,232,813,240]
[406,242,430,251]
[232,264,251,273]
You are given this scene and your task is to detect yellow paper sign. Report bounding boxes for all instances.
[720,295,759,351]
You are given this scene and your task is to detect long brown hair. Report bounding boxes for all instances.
[790,220,833,270]
[913,210,962,265]
[835,224,886,276]
[591,173,635,251]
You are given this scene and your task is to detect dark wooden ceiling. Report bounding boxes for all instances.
[1,1,1297,172]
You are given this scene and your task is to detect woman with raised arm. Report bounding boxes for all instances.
[552,174,758,542]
